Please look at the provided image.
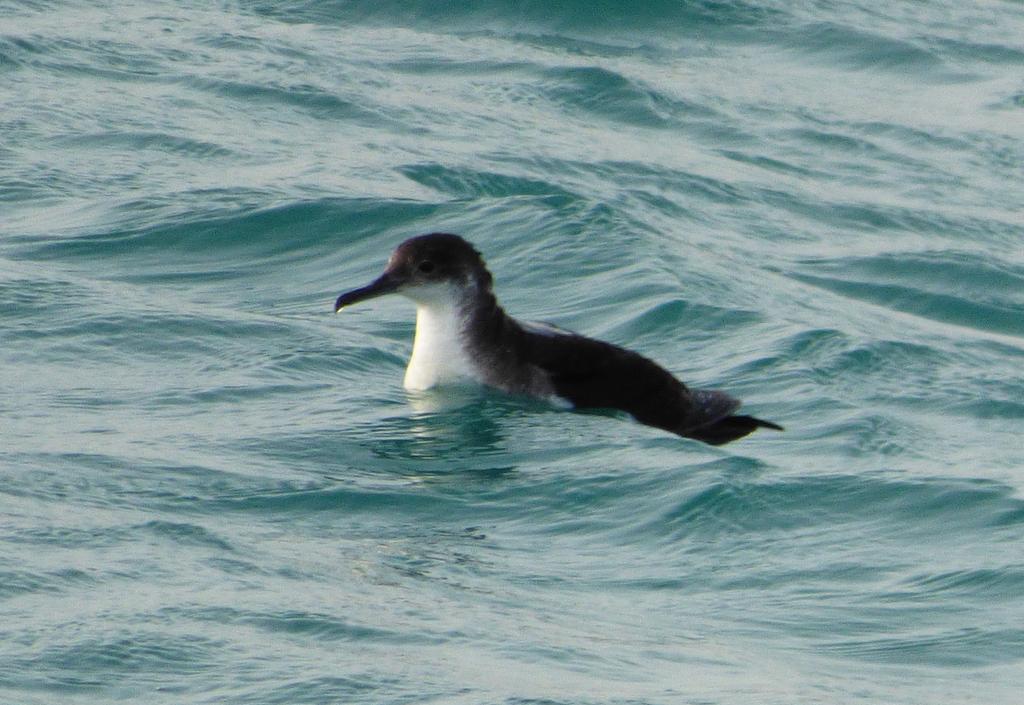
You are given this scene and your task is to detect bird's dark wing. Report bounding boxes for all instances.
[516,325,714,433]
[506,320,781,445]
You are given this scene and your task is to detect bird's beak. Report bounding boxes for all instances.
[334,271,403,312]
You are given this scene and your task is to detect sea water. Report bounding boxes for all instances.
[2,1,1023,703]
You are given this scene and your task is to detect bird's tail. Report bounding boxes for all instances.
[685,414,784,445]
[682,389,783,446]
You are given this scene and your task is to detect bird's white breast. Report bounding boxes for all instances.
[403,298,479,391]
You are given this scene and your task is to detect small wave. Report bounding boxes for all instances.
[0,567,96,599]
[649,472,1024,540]
[790,251,1024,338]
[902,567,1024,600]
[247,0,783,37]
[928,37,1024,66]
[821,626,1024,668]
[183,76,388,124]
[56,131,236,159]
[537,65,700,129]
[27,632,220,680]
[398,162,579,201]
[777,22,949,76]
[180,605,441,644]
[135,519,236,552]
[200,482,464,516]
[17,197,440,267]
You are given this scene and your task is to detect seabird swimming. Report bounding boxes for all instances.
[334,233,782,445]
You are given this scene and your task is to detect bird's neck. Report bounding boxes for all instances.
[403,285,507,391]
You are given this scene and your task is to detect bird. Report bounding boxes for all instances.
[334,233,782,445]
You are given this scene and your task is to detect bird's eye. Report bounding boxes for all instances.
[418,261,436,274]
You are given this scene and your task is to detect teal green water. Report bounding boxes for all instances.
[3,1,1024,703]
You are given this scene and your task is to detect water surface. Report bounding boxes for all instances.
[2,1,1023,703]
